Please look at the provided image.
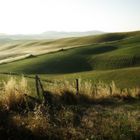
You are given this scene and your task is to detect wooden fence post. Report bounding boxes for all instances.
[35,75,40,98]
[38,77,45,94]
[35,75,46,102]
[76,78,80,95]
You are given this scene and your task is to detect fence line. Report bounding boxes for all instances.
[0,73,80,98]
[0,72,56,84]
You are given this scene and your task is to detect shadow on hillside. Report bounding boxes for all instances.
[76,45,118,55]
[24,56,93,74]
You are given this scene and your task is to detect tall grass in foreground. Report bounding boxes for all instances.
[46,80,140,101]
[0,77,140,109]
[0,77,140,139]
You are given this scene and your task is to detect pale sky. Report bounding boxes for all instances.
[0,0,140,34]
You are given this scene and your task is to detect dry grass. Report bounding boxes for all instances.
[45,80,140,103]
[0,77,29,110]
[3,103,140,140]
[0,77,140,109]
[0,77,140,139]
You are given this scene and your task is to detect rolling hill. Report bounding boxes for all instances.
[0,31,140,88]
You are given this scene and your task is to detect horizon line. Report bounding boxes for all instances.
[0,29,140,36]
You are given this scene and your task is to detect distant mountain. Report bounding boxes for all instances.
[41,31,104,39]
[0,31,104,41]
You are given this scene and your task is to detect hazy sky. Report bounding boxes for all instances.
[0,0,140,34]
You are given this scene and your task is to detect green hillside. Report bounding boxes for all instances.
[0,31,140,88]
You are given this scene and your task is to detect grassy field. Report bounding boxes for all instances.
[0,31,140,139]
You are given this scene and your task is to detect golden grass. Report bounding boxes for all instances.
[45,80,140,101]
[0,77,140,110]
[0,77,29,110]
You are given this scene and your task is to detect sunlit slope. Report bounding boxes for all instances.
[0,66,140,88]
[0,31,139,64]
[0,31,140,74]
[45,66,140,88]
